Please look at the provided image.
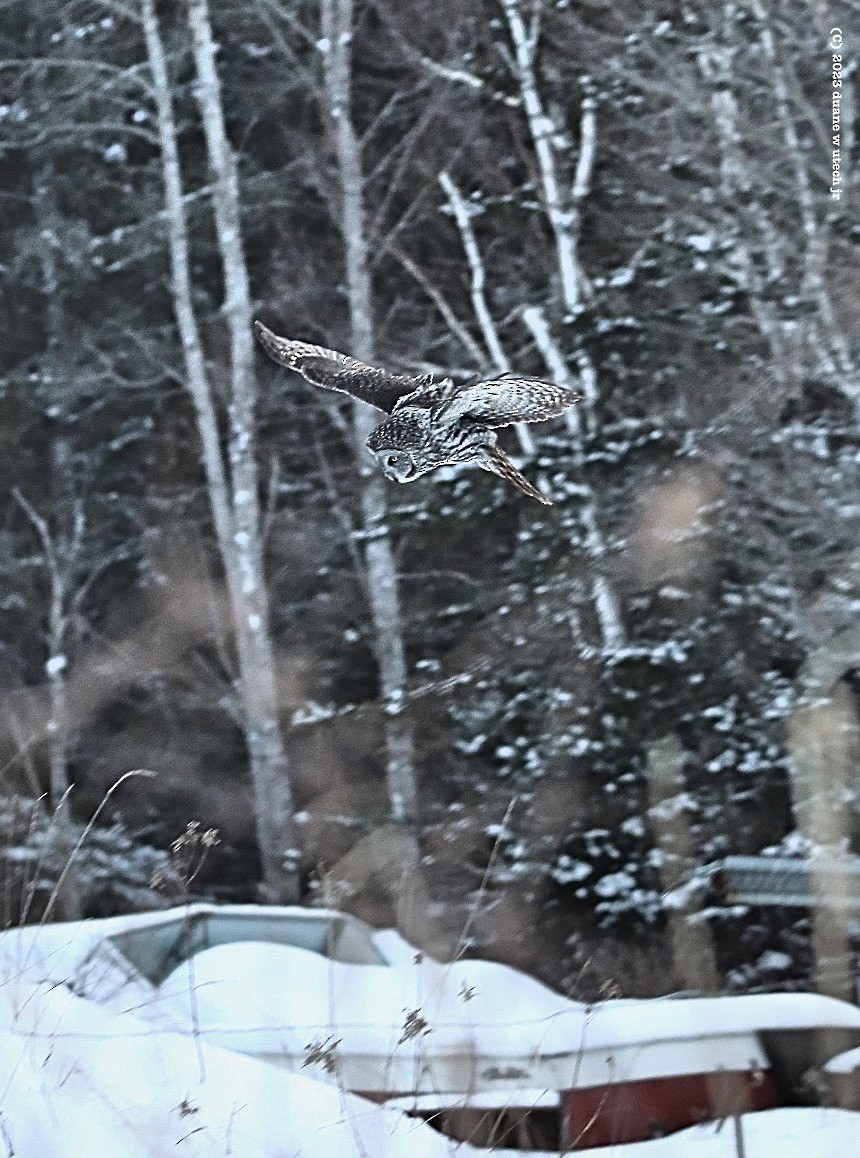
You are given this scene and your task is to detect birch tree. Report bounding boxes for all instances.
[747,0,855,402]
[431,0,624,653]
[29,164,77,825]
[11,156,90,919]
[695,2,858,417]
[789,626,860,1003]
[499,0,626,655]
[142,0,300,901]
[319,0,418,826]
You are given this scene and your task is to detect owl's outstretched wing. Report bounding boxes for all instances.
[254,321,430,413]
[440,374,581,429]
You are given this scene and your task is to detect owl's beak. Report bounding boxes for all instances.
[384,466,412,483]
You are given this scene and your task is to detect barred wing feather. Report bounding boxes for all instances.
[254,322,429,413]
[441,375,581,428]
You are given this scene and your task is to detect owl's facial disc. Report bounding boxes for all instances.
[375,449,417,482]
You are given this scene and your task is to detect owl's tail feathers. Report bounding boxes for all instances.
[481,445,553,505]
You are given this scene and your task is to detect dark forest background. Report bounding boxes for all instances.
[0,0,857,999]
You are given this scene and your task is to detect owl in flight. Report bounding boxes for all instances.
[254,321,581,505]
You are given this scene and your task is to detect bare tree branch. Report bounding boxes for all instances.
[389,243,487,366]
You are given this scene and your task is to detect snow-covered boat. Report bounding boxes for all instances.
[4,903,860,1150]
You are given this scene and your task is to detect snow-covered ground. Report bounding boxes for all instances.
[498,1108,860,1157]
[0,978,468,1157]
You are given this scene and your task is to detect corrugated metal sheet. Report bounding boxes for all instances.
[693,856,860,909]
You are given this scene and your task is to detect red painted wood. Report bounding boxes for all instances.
[563,1069,783,1149]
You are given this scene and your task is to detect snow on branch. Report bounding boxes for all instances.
[418,55,483,90]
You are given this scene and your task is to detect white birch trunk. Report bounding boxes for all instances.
[499,2,623,651]
[33,167,72,815]
[320,0,418,825]
[697,39,801,386]
[45,542,80,919]
[144,0,300,900]
[500,0,583,315]
[45,526,70,816]
[699,14,857,414]
[646,737,720,993]
[439,171,535,455]
[500,1,599,415]
[32,162,81,918]
[523,306,625,652]
[788,627,860,1003]
[748,0,857,412]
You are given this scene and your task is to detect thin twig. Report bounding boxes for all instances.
[455,794,519,961]
[39,769,156,927]
[389,244,486,366]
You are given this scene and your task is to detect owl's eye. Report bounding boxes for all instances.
[386,454,399,468]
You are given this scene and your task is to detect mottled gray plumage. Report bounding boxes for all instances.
[254,321,581,505]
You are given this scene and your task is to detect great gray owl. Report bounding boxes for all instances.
[254,321,581,505]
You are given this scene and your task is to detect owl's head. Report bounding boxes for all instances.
[365,411,434,483]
